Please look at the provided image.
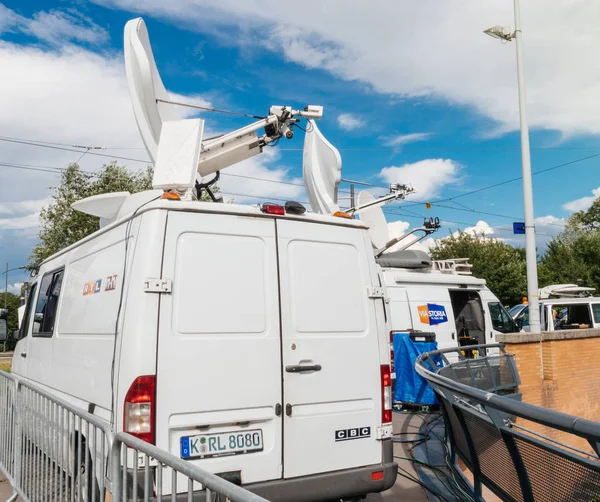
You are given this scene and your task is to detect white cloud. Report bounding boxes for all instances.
[0,6,109,45]
[379,159,461,201]
[535,215,565,228]
[7,282,23,295]
[382,133,432,148]
[459,220,496,237]
[0,198,52,216]
[337,113,365,130]
[0,213,40,230]
[562,187,600,212]
[94,0,600,137]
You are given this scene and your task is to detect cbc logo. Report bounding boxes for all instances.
[335,427,371,442]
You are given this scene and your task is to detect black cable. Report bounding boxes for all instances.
[156,98,266,120]
[396,464,452,501]
[395,412,474,501]
[392,432,430,444]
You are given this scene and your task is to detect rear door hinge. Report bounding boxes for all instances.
[367,286,389,303]
[144,278,172,293]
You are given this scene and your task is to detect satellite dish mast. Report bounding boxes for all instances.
[356,190,441,256]
[124,18,325,196]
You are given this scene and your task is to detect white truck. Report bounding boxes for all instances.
[351,193,518,354]
[379,250,519,350]
[510,284,600,332]
[11,17,397,501]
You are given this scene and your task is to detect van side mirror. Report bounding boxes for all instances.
[515,318,524,331]
[12,330,19,340]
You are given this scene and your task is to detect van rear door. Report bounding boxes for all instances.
[155,211,283,488]
[276,219,384,478]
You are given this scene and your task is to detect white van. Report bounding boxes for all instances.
[377,251,519,351]
[510,296,600,332]
[12,193,397,500]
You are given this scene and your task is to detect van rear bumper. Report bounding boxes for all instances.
[151,440,397,502]
[246,459,398,502]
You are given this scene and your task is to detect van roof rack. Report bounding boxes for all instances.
[431,258,473,276]
[538,284,596,299]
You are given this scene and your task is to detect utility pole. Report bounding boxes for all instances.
[483,0,540,333]
[4,263,7,310]
[512,0,540,333]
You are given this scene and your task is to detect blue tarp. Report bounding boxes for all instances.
[393,333,442,406]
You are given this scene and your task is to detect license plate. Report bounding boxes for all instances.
[181,429,263,459]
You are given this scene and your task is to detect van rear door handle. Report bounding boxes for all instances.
[20,352,27,358]
[285,365,321,373]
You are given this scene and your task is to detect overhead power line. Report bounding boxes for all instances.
[383,208,555,238]
[3,134,600,208]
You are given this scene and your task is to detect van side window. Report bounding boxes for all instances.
[592,304,600,324]
[19,283,37,339]
[33,269,64,337]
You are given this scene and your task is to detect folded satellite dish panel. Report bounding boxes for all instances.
[124,17,179,164]
[303,120,341,214]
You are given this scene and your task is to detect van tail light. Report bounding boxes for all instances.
[381,365,392,424]
[124,375,156,444]
[261,203,285,215]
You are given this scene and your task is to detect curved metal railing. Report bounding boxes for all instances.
[415,344,600,502]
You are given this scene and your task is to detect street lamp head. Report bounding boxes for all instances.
[483,25,515,42]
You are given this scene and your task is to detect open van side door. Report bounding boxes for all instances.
[406,287,456,350]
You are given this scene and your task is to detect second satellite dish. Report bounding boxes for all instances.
[303,120,342,214]
[357,191,390,250]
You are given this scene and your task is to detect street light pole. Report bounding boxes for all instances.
[512,0,540,333]
[484,0,541,333]
[3,264,27,309]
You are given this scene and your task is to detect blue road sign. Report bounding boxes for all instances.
[513,222,525,235]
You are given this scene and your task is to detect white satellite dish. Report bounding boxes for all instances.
[125,17,327,194]
[357,191,389,249]
[303,120,342,214]
[124,18,179,164]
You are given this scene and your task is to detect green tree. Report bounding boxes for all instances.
[539,202,600,293]
[29,162,153,268]
[0,292,21,331]
[430,231,527,306]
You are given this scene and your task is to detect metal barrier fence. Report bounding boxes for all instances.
[111,433,269,502]
[0,370,268,502]
[416,344,600,502]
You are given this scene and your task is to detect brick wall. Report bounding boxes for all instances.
[496,329,600,453]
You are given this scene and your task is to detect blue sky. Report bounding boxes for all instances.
[1,0,600,292]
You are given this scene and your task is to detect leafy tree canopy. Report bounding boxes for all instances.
[539,200,600,294]
[29,163,153,268]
